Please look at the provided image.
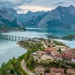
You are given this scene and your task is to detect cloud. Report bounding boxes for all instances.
[65,0,75,1]
[0,0,34,8]
[0,0,75,13]
[16,5,53,14]
[15,7,28,11]
[53,1,66,5]
[14,7,29,14]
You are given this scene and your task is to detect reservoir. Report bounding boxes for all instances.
[0,28,75,66]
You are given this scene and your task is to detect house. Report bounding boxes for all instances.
[55,46,68,51]
[41,54,54,60]
[63,49,75,62]
[31,50,44,61]
[50,68,64,74]
[29,73,36,75]
[44,48,56,54]
[49,40,55,47]
[46,68,65,75]
[35,66,45,75]
[46,72,56,75]
[67,69,75,75]
[46,72,65,75]
[37,50,44,58]
[44,40,55,47]
[53,48,75,62]
[52,51,63,61]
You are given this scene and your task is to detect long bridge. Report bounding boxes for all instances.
[0,34,37,41]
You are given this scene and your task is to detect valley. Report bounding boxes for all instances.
[0,4,75,75]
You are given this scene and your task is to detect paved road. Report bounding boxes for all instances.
[42,41,47,48]
[21,60,35,75]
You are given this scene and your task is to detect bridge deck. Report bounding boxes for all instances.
[0,34,38,41]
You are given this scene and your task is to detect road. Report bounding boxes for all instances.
[21,60,35,75]
[42,41,47,48]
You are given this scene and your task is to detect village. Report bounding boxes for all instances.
[18,38,75,75]
[32,39,75,63]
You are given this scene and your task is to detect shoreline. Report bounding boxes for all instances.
[17,42,29,51]
[0,37,75,74]
[47,34,75,41]
[0,27,26,34]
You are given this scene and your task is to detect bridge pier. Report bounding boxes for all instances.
[12,36,14,41]
[8,35,11,41]
[17,37,20,41]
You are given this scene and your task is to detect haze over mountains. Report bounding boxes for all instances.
[0,5,75,29]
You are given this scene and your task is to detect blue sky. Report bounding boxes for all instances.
[0,0,75,13]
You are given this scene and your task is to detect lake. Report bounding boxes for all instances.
[0,28,75,66]
[0,39,26,66]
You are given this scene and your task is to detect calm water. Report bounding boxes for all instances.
[0,28,75,66]
[2,28,75,37]
[0,39,26,66]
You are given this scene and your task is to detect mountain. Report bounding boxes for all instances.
[1,7,17,16]
[24,10,45,21]
[0,7,45,29]
[1,6,75,28]
[1,7,45,22]
[16,10,45,23]
[24,5,75,28]
[0,23,11,32]
[0,7,23,28]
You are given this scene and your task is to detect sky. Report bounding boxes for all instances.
[0,0,75,14]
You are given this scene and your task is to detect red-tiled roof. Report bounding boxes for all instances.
[46,73,65,75]
[54,49,75,59]
[44,48,56,53]
[50,68,64,74]
[46,72,56,75]
[67,69,75,75]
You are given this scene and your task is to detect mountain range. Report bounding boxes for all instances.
[24,5,75,28]
[0,7,23,28]
[0,7,45,29]
[0,5,75,29]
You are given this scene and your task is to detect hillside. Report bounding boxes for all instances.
[0,24,11,32]
[24,5,75,28]
[0,7,23,28]
[1,6,75,28]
